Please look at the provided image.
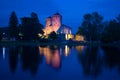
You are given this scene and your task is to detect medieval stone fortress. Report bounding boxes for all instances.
[43,13,73,40]
[0,12,84,41]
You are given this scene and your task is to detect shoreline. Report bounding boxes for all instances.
[0,40,119,47]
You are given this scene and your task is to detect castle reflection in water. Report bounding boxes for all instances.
[0,45,84,70]
[0,45,120,80]
[38,45,84,69]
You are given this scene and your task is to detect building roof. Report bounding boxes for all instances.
[46,16,51,18]
[57,24,72,34]
[61,24,72,29]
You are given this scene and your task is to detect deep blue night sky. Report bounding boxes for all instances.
[0,0,120,33]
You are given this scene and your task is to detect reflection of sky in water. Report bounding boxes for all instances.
[0,45,120,80]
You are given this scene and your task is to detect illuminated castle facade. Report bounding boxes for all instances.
[43,13,73,40]
[43,13,62,35]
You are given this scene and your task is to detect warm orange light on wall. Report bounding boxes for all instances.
[75,35,84,41]
[38,33,42,37]
[65,34,73,40]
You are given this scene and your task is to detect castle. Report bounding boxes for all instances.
[43,13,73,40]
[43,13,62,35]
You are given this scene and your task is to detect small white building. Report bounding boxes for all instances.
[58,24,73,40]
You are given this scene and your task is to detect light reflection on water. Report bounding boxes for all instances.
[2,47,5,59]
[75,45,84,53]
[38,45,60,68]
[0,45,120,80]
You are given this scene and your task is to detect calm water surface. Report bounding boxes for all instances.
[0,45,120,80]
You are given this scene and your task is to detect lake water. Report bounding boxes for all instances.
[0,45,120,80]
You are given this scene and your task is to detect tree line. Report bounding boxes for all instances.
[1,11,120,42]
[8,11,44,41]
[7,11,59,41]
[76,12,120,43]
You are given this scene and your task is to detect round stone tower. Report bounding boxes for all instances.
[52,13,62,32]
[44,17,53,35]
[46,17,51,27]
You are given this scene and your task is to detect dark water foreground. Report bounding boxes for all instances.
[0,44,120,80]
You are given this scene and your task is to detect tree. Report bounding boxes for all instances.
[76,27,84,35]
[116,14,120,23]
[101,19,120,42]
[31,12,40,23]
[21,12,44,40]
[48,31,57,40]
[9,11,18,40]
[77,12,103,41]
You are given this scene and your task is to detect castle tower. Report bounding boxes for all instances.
[44,17,52,35]
[46,17,51,27]
[52,13,62,32]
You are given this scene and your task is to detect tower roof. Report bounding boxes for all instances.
[54,13,61,16]
[47,16,51,19]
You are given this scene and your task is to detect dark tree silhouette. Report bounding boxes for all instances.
[76,27,84,35]
[48,31,58,40]
[21,12,44,40]
[77,12,103,41]
[101,19,120,43]
[116,14,120,23]
[9,11,18,40]
[31,12,40,23]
